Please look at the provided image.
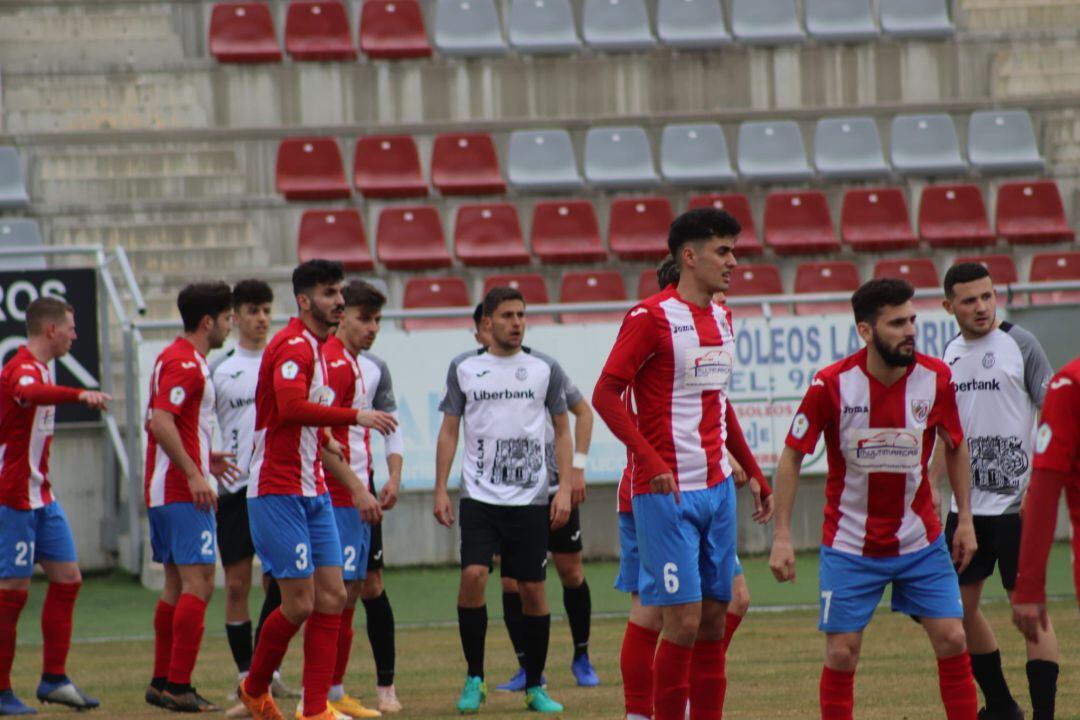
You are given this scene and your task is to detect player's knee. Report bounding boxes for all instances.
[729,583,751,616]
[556,560,584,589]
[360,570,384,599]
[320,583,348,615]
[500,576,518,594]
[825,642,860,671]
[225,574,251,602]
[934,624,968,657]
[665,611,701,645]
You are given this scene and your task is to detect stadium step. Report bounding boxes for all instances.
[991,47,1080,100]
[962,0,1080,30]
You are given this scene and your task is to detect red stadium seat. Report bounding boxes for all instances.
[483,273,554,324]
[954,254,1018,284]
[1029,251,1080,304]
[873,258,941,310]
[637,269,661,299]
[531,201,607,264]
[996,180,1075,246]
[359,0,432,59]
[454,204,530,266]
[841,188,918,252]
[431,133,506,196]
[559,271,627,324]
[376,206,452,269]
[210,3,283,62]
[725,263,789,317]
[687,194,764,255]
[276,137,350,200]
[794,261,859,315]
[297,209,373,271]
[353,135,426,199]
[918,184,994,248]
[402,276,471,330]
[764,191,841,255]
[285,0,357,60]
[609,197,674,261]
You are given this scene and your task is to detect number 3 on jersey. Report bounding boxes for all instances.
[663,562,680,594]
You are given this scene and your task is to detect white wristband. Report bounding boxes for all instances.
[572,452,587,470]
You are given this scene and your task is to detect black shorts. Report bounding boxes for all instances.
[366,474,384,571]
[460,498,549,582]
[216,491,256,567]
[547,503,583,554]
[945,511,1021,591]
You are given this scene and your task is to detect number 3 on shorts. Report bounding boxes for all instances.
[295,543,309,571]
[821,590,833,624]
[663,562,680,594]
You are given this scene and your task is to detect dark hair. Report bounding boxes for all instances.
[482,286,526,317]
[232,278,274,310]
[292,259,344,297]
[943,262,992,298]
[178,282,232,332]
[656,255,680,289]
[851,278,915,325]
[668,208,741,261]
[342,280,387,314]
[473,303,484,329]
[26,297,73,336]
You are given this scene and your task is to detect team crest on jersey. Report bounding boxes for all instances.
[515,367,528,381]
[910,399,930,424]
[18,375,35,386]
[1035,423,1052,454]
[281,361,299,380]
[170,387,186,405]
[790,413,810,440]
[982,352,995,369]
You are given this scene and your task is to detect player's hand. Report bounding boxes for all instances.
[210,451,242,486]
[353,486,383,525]
[379,476,401,511]
[550,487,572,530]
[769,537,796,583]
[433,489,455,527]
[950,516,977,573]
[323,434,346,463]
[187,471,218,513]
[357,410,398,436]
[78,390,111,410]
[730,455,748,489]
[750,478,774,524]
[1012,602,1049,644]
[570,468,587,507]
[649,472,680,504]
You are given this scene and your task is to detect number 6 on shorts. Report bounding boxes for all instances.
[663,562,680,594]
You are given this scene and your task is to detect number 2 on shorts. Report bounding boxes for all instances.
[343,546,357,573]
[821,590,833,624]
[663,562,680,594]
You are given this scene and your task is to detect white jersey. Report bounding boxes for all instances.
[439,347,569,506]
[943,322,1053,515]
[211,346,263,493]
[545,376,584,495]
[354,351,404,480]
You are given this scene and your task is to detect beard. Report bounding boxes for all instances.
[873,331,915,367]
[311,303,342,328]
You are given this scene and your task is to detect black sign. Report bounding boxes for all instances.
[0,269,101,424]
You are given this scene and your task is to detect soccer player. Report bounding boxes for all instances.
[145,282,237,713]
[768,278,980,720]
[0,297,109,715]
[237,260,395,720]
[930,262,1058,720]
[433,286,574,714]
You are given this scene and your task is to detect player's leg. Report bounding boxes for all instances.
[147,562,181,707]
[0,506,36,714]
[495,568,527,691]
[550,506,597,687]
[454,497,497,713]
[616,510,659,719]
[821,632,862,720]
[163,561,216,710]
[359,567,399,713]
[723,565,749,653]
[219,491,257,682]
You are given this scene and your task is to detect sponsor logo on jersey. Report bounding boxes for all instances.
[1050,377,1073,390]
[475,370,491,377]
[790,413,810,440]
[948,356,962,366]
[281,361,299,380]
[851,429,921,471]
[472,388,536,401]
[811,377,825,387]
[181,361,198,369]
[330,359,349,368]
[630,308,648,317]
[288,337,305,346]
[842,405,869,415]
[169,387,186,405]
[953,378,1001,393]
[910,399,930,424]
[227,397,255,410]
[671,324,695,334]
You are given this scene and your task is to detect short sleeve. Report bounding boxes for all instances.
[545,360,569,416]
[563,377,584,409]
[272,341,315,395]
[153,358,203,415]
[785,375,832,454]
[1033,374,1080,473]
[372,360,398,412]
[1011,327,1054,408]
[438,359,466,416]
[930,369,965,449]
[601,307,659,382]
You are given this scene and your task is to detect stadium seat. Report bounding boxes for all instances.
[609,197,674,261]
[805,0,877,41]
[660,123,736,187]
[431,133,505,196]
[880,0,953,38]
[726,264,788,316]
[285,0,357,60]
[656,0,730,48]
[507,0,581,53]
[376,206,452,269]
[453,204,531,266]
[687,194,764,256]
[763,191,840,255]
[794,261,860,315]
[531,201,607,264]
[483,273,555,323]
[507,130,583,192]
[737,121,813,183]
[918,184,994,248]
[840,188,918,252]
[1029,252,1080,305]
[890,113,967,177]
[967,110,1044,174]
[276,138,350,200]
[359,0,432,59]
[559,271,627,324]
[402,276,472,330]
[0,219,45,270]
[582,0,656,52]
[873,258,941,310]
[209,3,283,62]
[353,135,427,198]
[297,210,373,271]
[955,254,1018,285]
[0,149,29,209]
[637,269,661,298]
[584,126,660,189]
[995,180,1074,245]
[731,0,804,44]
[813,116,889,180]
[434,0,507,56]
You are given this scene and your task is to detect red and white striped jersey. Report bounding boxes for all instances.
[144,338,215,507]
[323,335,367,508]
[786,348,964,557]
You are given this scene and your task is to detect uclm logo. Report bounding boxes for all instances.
[856,430,920,461]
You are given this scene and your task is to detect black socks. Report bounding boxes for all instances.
[521,613,551,690]
[457,605,488,680]
[362,591,397,687]
[562,580,592,659]
[226,620,253,674]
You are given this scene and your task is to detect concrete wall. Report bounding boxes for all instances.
[48,427,115,571]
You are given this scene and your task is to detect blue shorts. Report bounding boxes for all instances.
[818,535,963,633]
[248,493,341,579]
[332,505,371,583]
[632,478,737,607]
[149,502,217,566]
[734,552,744,578]
[614,511,639,594]
[0,502,78,579]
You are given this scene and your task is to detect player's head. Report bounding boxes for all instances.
[943,262,996,338]
[178,281,232,350]
[231,278,273,346]
[668,208,740,294]
[473,302,493,348]
[482,286,526,353]
[25,297,76,359]
[339,280,387,352]
[852,278,917,368]
[656,255,680,290]
[292,259,345,334]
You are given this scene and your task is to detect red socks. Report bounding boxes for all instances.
[302,611,341,716]
[0,590,29,690]
[653,639,693,720]
[332,606,356,686]
[938,652,978,720]
[168,594,208,686]
[820,665,855,720]
[722,612,743,653]
[246,608,300,697]
[41,582,80,677]
[689,639,726,720]
[621,621,659,717]
[152,599,176,680]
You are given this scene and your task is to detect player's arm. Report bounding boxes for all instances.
[14,373,109,409]
[321,445,382,524]
[433,358,466,527]
[374,365,405,510]
[550,410,574,530]
[768,445,805,584]
[934,373,977,573]
[725,402,772,522]
[149,408,216,512]
[567,394,593,507]
[927,438,947,516]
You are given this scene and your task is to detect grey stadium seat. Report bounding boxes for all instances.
[731,0,804,45]
[657,0,730,49]
[814,116,889,180]
[660,123,736,186]
[880,0,953,38]
[433,0,507,56]
[584,126,659,188]
[890,113,967,176]
[0,148,30,209]
[508,0,581,53]
[967,109,1044,174]
[736,120,813,183]
[805,0,878,42]
[582,0,656,52]
[507,130,583,192]
[0,219,45,270]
